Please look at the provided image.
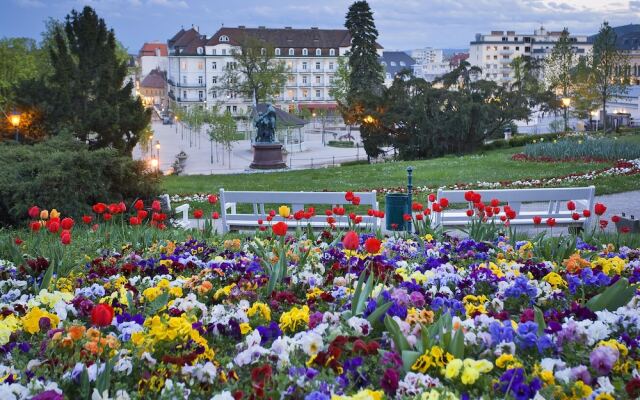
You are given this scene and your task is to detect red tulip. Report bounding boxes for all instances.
[134,199,144,210]
[415,213,423,221]
[212,212,220,219]
[48,221,60,233]
[423,209,430,216]
[621,226,631,234]
[129,216,140,225]
[377,211,385,218]
[193,209,204,219]
[428,194,436,202]
[137,210,148,220]
[472,193,482,203]
[594,203,607,216]
[532,216,542,225]
[82,215,93,224]
[500,215,507,222]
[566,201,576,211]
[333,207,345,216]
[326,216,336,225]
[28,206,40,219]
[103,213,112,221]
[342,231,359,250]
[117,202,126,213]
[412,202,423,211]
[600,219,609,229]
[325,209,333,216]
[464,191,474,202]
[611,215,621,223]
[257,218,263,225]
[571,212,580,221]
[269,210,276,217]
[92,203,107,214]
[91,304,114,327]
[108,203,120,214]
[466,209,474,217]
[364,237,381,254]
[61,217,74,230]
[345,191,355,201]
[30,221,41,232]
[432,203,442,213]
[208,194,218,204]
[272,221,288,236]
[152,200,161,212]
[14,237,23,245]
[352,196,361,206]
[294,210,304,220]
[493,207,500,214]
[60,232,71,245]
[490,198,500,207]
[546,218,556,227]
[439,198,449,208]
[506,210,516,220]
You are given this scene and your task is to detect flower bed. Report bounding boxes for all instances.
[1,199,640,399]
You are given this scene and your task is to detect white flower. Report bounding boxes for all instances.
[554,367,572,384]
[141,352,157,366]
[347,316,371,336]
[299,332,323,355]
[211,391,235,400]
[114,390,130,400]
[113,357,133,375]
[91,389,111,400]
[597,376,615,394]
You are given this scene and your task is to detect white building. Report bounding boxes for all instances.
[409,47,452,82]
[139,42,168,79]
[469,26,591,85]
[411,47,443,64]
[167,26,382,115]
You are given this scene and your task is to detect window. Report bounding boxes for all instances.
[315,48,321,56]
[390,61,396,66]
[198,61,204,70]
[183,90,187,98]
[302,89,308,98]
[182,75,187,84]
[232,106,237,113]
[381,61,386,66]
[329,49,335,56]
[198,91,203,100]
[212,62,217,70]
[515,46,519,51]
[315,62,321,70]
[289,48,294,56]
[329,62,334,70]
[287,89,294,99]
[275,48,281,56]
[219,35,229,42]
[329,75,334,84]
[261,48,266,55]
[212,76,217,84]
[221,49,227,55]
[302,48,308,56]
[302,75,308,84]
[302,62,307,70]
[315,89,321,98]
[198,76,203,84]
[211,49,217,55]
[226,106,231,113]
[197,47,203,54]
[400,61,406,66]
[486,55,490,60]
[211,90,217,98]
[315,75,321,84]
[288,75,295,84]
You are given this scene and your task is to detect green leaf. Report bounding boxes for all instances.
[449,328,465,359]
[533,306,546,335]
[384,314,410,353]
[38,260,55,293]
[351,269,367,315]
[355,272,374,315]
[401,350,421,373]
[366,301,392,325]
[586,278,636,312]
[146,291,169,316]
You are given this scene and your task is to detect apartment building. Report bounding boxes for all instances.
[410,47,443,64]
[167,25,382,115]
[469,26,591,85]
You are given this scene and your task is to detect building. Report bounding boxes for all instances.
[409,49,452,82]
[380,51,415,86]
[448,52,469,68]
[167,25,381,114]
[589,24,640,85]
[139,68,167,108]
[469,26,591,85]
[411,47,443,64]
[138,42,168,78]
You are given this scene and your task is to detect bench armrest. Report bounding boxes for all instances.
[174,204,190,223]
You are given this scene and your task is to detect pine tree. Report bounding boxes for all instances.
[48,6,149,154]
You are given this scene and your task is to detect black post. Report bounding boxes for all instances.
[15,127,19,143]
[406,166,413,232]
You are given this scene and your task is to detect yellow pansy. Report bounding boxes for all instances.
[279,305,310,333]
[543,272,567,288]
[21,307,60,334]
[239,323,252,335]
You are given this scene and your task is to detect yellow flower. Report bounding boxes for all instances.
[50,209,60,219]
[40,209,49,220]
[332,389,383,400]
[247,302,271,321]
[540,370,555,385]
[543,272,567,288]
[169,287,183,298]
[598,339,628,357]
[444,358,463,379]
[595,394,614,400]
[279,305,310,333]
[0,315,21,345]
[143,287,162,302]
[21,307,60,334]
[572,381,593,398]
[495,354,517,369]
[412,346,454,373]
[239,323,252,335]
[278,205,291,218]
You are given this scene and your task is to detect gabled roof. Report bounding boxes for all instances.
[380,51,415,77]
[171,28,201,48]
[140,69,166,88]
[139,42,168,57]
[207,27,355,49]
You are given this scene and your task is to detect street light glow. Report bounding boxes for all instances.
[149,159,158,168]
[9,113,20,127]
[363,115,375,124]
[561,97,571,107]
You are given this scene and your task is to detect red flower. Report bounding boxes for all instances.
[82,215,93,224]
[352,196,361,205]
[103,213,112,221]
[325,209,333,216]
[60,232,71,245]
[333,207,345,216]
[566,200,576,211]
[411,202,423,211]
[193,209,204,219]
[61,217,74,230]
[92,203,107,214]
[594,203,607,216]
[583,210,591,218]
[326,216,336,225]
[364,237,381,254]
[466,209,474,217]
[377,210,385,218]
[464,191,474,201]
[345,191,355,201]
[626,377,640,399]
[91,304,114,327]
[134,199,144,210]
[212,212,220,219]
[294,210,304,220]
[600,219,609,229]
[380,368,400,396]
[272,221,288,236]
[342,231,359,250]
[611,215,621,223]
[621,226,631,234]
[129,217,140,225]
[500,215,507,222]
[493,207,500,214]
[28,206,40,219]
[472,193,482,203]
[108,203,120,214]
[432,203,442,213]
[152,200,161,212]
[571,212,580,221]
[415,214,423,221]
[428,194,436,202]
[439,198,449,208]
[403,214,412,222]
[30,221,41,232]
[117,202,126,213]
[506,210,516,220]
[208,194,218,204]
[14,237,23,245]
[48,221,60,233]
[546,218,556,227]
[137,210,148,220]
[490,198,500,207]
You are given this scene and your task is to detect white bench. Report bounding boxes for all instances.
[430,186,596,229]
[159,194,190,229]
[219,189,379,233]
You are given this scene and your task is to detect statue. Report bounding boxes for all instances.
[254,104,277,143]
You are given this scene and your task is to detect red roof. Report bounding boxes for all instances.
[140,69,166,88]
[139,42,168,57]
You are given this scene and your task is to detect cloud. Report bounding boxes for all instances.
[14,0,45,7]
[147,0,188,8]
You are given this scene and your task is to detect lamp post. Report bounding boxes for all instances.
[175,115,178,134]
[561,97,571,132]
[155,140,161,175]
[9,109,21,143]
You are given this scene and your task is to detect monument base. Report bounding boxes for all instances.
[250,143,287,169]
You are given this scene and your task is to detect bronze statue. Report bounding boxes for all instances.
[255,104,277,143]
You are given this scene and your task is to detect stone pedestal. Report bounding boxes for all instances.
[250,143,287,169]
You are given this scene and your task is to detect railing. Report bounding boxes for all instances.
[168,79,206,88]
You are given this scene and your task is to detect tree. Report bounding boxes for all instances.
[545,28,575,98]
[591,22,629,132]
[45,6,149,154]
[218,35,287,106]
[571,56,600,125]
[209,111,238,168]
[0,38,42,109]
[344,1,385,159]
[435,60,481,92]
[328,56,350,106]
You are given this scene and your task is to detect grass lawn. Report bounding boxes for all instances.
[162,134,640,202]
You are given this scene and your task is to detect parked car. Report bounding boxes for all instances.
[162,116,172,125]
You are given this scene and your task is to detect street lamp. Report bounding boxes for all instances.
[590,110,598,131]
[175,115,178,134]
[9,109,21,143]
[561,97,571,132]
[155,141,160,175]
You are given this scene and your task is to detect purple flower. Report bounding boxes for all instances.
[590,346,619,375]
[308,311,323,329]
[32,390,63,400]
[570,365,592,385]
[38,317,51,331]
[380,368,399,396]
[409,291,425,308]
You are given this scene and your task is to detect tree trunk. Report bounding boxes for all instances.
[602,94,607,132]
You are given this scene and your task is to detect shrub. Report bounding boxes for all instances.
[523,138,640,161]
[328,140,355,148]
[340,159,369,166]
[0,135,159,226]
[481,132,561,150]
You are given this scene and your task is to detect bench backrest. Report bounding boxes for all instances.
[219,189,379,231]
[433,186,596,226]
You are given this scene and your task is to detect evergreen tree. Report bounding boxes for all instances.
[344,1,385,160]
[591,22,628,132]
[47,6,149,154]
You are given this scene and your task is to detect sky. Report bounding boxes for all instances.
[1,0,638,53]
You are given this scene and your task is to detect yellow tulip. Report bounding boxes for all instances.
[278,205,291,218]
[40,210,49,220]
[50,209,60,219]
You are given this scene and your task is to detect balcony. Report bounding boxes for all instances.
[169,92,206,103]
[499,49,513,56]
[167,78,206,88]
[499,58,511,64]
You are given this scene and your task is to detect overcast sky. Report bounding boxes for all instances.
[2,0,638,52]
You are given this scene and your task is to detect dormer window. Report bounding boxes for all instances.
[302,48,308,56]
[289,48,294,56]
[275,48,281,56]
[399,61,405,66]
[219,35,229,42]
[329,49,335,56]
[197,47,203,54]
[390,61,397,66]
[315,48,321,56]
